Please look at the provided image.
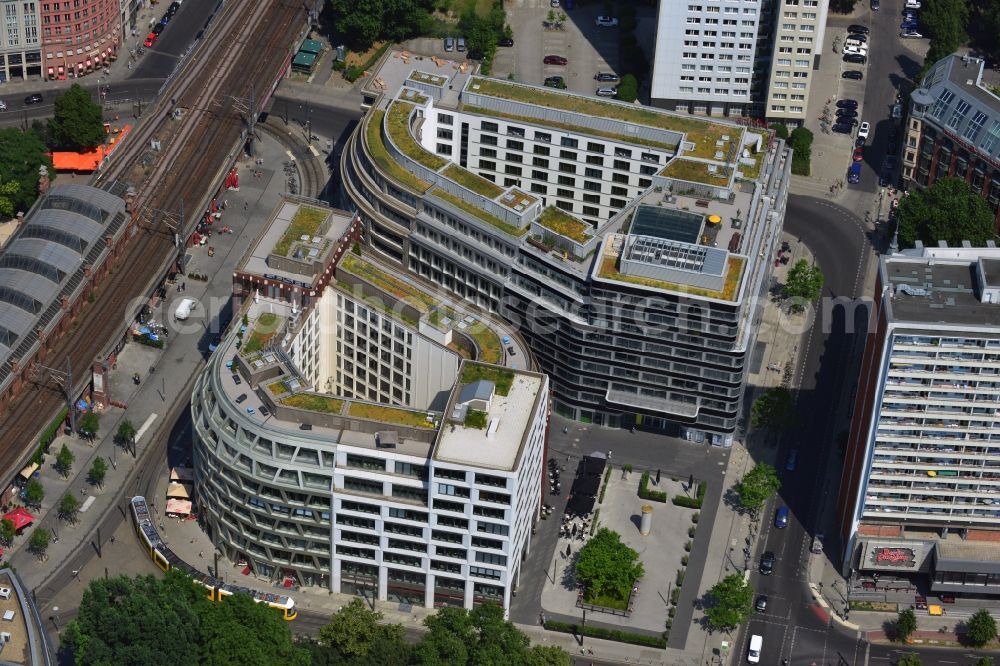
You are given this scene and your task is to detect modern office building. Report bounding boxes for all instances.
[40,0,120,80]
[193,199,548,612]
[836,245,1000,596]
[649,0,826,123]
[902,54,1000,228]
[341,52,792,443]
[0,0,42,82]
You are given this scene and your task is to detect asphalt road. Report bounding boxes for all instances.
[869,642,999,665]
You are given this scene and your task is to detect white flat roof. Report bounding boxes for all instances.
[435,373,542,471]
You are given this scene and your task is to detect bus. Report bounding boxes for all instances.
[130,496,297,620]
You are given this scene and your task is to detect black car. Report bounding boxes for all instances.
[842,70,863,80]
[836,108,858,118]
[167,1,180,15]
[544,76,566,89]
[848,33,868,43]
[497,37,514,47]
[856,136,866,147]
[595,72,620,82]
[849,24,870,34]
[467,48,484,60]
[152,23,164,35]
[759,551,775,575]
[838,117,859,126]
[844,53,867,64]
[24,93,43,105]
[832,123,854,134]
[755,595,768,612]
[836,99,859,109]
[232,373,242,385]
[160,13,171,25]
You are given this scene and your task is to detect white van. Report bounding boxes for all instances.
[174,298,197,321]
[747,634,762,663]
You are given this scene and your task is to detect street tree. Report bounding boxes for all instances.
[735,463,782,514]
[48,83,105,151]
[59,493,81,524]
[751,387,796,431]
[575,527,645,603]
[0,176,20,218]
[896,177,995,248]
[769,123,789,140]
[24,479,44,508]
[0,128,54,215]
[784,259,824,310]
[329,0,435,52]
[897,654,922,666]
[88,457,108,488]
[974,657,994,666]
[55,443,75,478]
[317,597,405,659]
[616,74,639,103]
[117,418,136,455]
[78,410,100,441]
[704,574,754,632]
[965,608,998,647]
[28,528,50,560]
[895,608,917,642]
[0,519,14,547]
[919,0,969,67]
[199,591,309,666]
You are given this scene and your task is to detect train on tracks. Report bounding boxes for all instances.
[129,496,297,620]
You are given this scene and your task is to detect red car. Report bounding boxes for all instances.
[143,32,158,48]
[543,55,568,65]
[853,146,864,162]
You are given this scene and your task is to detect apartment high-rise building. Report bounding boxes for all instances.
[836,245,1000,596]
[649,0,827,125]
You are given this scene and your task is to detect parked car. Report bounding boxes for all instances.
[905,0,921,7]
[23,93,43,105]
[858,121,871,139]
[856,135,866,147]
[900,30,924,38]
[595,72,620,82]
[902,11,918,20]
[847,32,867,43]
[837,99,859,109]
[235,393,248,404]
[232,373,242,385]
[144,32,158,47]
[595,16,618,26]
[456,37,466,52]
[759,551,776,575]
[832,123,854,134]
[774,506,789,529]
[544,76,567,89]
[900,20,919,30]
[844,45,868,56]
[785,449,798,471]
[853,146,865,161]
[848,162,862,184]
[507,345,517,356]
[160,13,171,25]
[848,24,870,34]
[843,70,864,80]
[152,23,164,35]
[871,0,879,10]
[543,55,568,65]
[498,37,514,47]
[444,37,454,51]
[550,0,560,6]
[836,108,858,118]
[755,595,768,612]
[811,534,825,554]
[167,1,180,15]
[596,87,617,97]
[844,53,867,64]
[467,49,484,60]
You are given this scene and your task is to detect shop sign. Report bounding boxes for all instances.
[872,547,916,567]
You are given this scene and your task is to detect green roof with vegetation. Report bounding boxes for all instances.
[348,402,437,428]
[660,159,732,187]
[365,110,432,193]
[386,101,448,171]
[537,206,592,243]
[242,313,282,355]
[408,70,447,87]
[467,78,738,159]
[339,253,437,313]
[272,207,328,257]
[598,254,745,301]
[464,409,488,429]
[430,188,528,238]
[428,305,459,330]
[739,129,769,181]
[443,164,504,198]
[281,393,344,414]
[267,379,288,395]
[466,322,503,365]
[461,364,515,396]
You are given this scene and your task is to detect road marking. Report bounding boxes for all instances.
[134,412,159,444]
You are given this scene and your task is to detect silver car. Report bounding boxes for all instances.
[444,37,454,52]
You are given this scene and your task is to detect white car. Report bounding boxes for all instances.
[843,45,868,56]
[900,30,923,38]
[595,16,619,27]
[858,122,871,140]
[905,0,921,7]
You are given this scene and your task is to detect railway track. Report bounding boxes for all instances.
[0,0,305,478]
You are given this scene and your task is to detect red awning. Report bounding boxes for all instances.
[47,67,54,75]
[4,508,34,530]
[77,63,84,70]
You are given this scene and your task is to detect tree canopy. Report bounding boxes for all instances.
[575,528,645,603]
[897,654,922,666]
[735,463,782,513]
[0,128,53,215]
[329,0,436,52]
[751,387,796,431]
[79,410,100,439]
[89,457,108,488]
[895,608,917,642]
[616,74,639,103]
[896,177,995,248]
[965,608,998,647]
[920,0,969,70]
[59,493,81,524]
[28,528,50,559]
[24,479,44,508]
[318,598,406,660]
[48,84,106,151]
[704,574,754,632]
[784,259,824,308]
[55,443,75,477]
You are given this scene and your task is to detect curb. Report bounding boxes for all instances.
[808,582,861,631]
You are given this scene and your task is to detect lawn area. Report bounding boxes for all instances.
[242,313,283,355]
[443,164,503,198]
[431,188,528,238]
[348,402,436,428]
[461,364,514,395]
[468,78,735,159]
[599,255,745,301]
[386,102,448,171]
[365,110,432,193]
[467,322,503,365]
[339,254,437,313]
[583,593,629,611]
[282,393,344,414]
[272,207,329,257]
[660,158,732,187]
[537,206,592,243]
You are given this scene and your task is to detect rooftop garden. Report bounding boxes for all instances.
[461,364,515,396]
[499,189,538,210]
[408,70,447,87]
[272,206,328,257]
[267,379,288,395]
[463,106,678,153]
[660,159,732,187]
[464,409,488,429]
[282,393,344,414]
[431,188,528,238]
[537,206,592,243]
[348,402,437,428]
[339,253,438,314]
[467,78,736,159]
[386,101,448,171]
[598,254,745,301]
[365,110,432,193]
[466,321,503,365]
[242,313,283,355]
[739,129,769,181]
[443,164,504,198]
[428,305,459,330]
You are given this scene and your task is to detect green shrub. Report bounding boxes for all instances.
[670,586,681,605]
[676,569,685,586]
[681,555,689,566]
[667,606,676,618]
[769,123,789,140]
[688,525,696,538]
[673,480,707,508]
[590,509,599,535]
[692,512,700,524]
[638,471,667,502]
[684,539,692,552]
[543,620,667,649]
